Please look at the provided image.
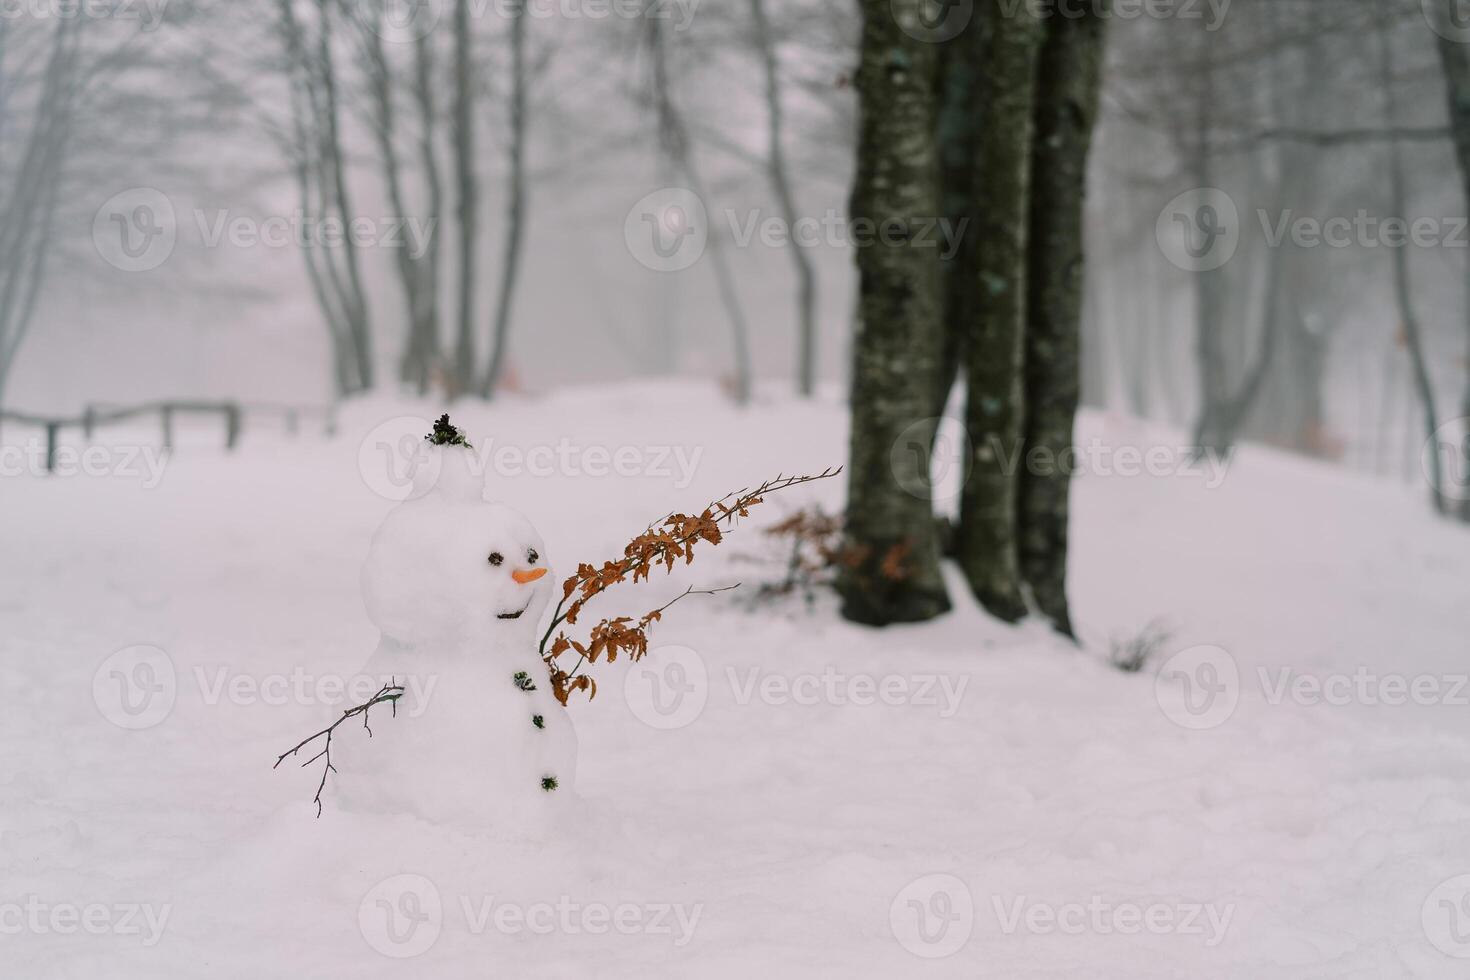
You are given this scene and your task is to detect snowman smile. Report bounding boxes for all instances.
[497,603,530,620]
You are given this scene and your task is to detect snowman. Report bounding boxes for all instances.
[334,417,578,828]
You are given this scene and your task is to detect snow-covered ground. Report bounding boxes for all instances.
[3,382,1469,978]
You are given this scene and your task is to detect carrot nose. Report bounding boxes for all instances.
[512,567,547,585]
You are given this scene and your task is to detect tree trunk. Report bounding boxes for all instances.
[451,0,477,396]
[1184,41,1274,455]
[1431,1,1470,518]
[0,18,8,150]
[645,13,752,404]
[273,0,371,395]
[355,5,433,393]
[410,30,444,395]
[1187,52,1230,453]
[1016,9,1105,640]
[750,0,817,398]
[0,20,73,276]
[313,0,373,390]
[481,0,528,399]
[837,0,950,626]
[956,0,1044,623]
[0,16,79,398]
[1381,13,1444,513]
[930,27,978,424]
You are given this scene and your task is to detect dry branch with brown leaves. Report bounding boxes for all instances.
[539,469,841,704]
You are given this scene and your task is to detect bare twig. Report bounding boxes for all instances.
[273,679,404,817]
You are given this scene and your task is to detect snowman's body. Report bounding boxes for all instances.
[334,441,577,828]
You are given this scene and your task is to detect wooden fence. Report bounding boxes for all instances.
[0,400,338,473]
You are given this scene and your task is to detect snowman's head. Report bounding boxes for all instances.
[477,504,554,629]
[361,445,555,649]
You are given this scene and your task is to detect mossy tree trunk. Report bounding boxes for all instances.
[838,0,951,626]
[931,30,979,425]
[956,0,1045,623]
[1016,9,1107,639]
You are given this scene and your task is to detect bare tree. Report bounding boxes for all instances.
[1430,0,1470,518]
[408,28,447,393]
[345,0,444,394]
[450,0,478,396]
[1182,43,1277,454]
[1097,0,1449,472]
[480,0,529,399]
[0,16,81,418]
[1380,6,1445,512]
[749,0,818,397]
[642,6,753,405]
[1240,1,1336,458]
[273,0,376,395]
[1,8,198,411]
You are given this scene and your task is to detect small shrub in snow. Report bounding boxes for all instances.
[1108,620,1173,674]
[737,506,913,609]
[744,506,845,606]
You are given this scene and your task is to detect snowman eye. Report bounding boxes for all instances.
[488,552,504,566]
[527,548,539,564]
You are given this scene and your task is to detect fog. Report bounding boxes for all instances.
[6,2,1470,976]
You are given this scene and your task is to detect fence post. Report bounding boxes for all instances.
[224,403,241,450]
[161,405,174,452]
[82,406,95,441]
[286,409,299,437]
[45,422,59,474]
